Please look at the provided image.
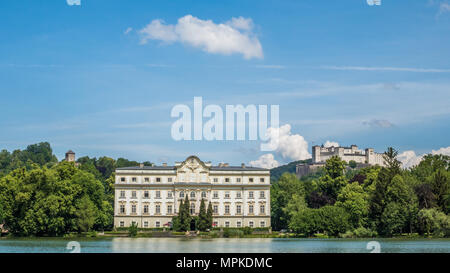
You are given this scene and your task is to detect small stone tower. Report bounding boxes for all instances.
[65,150,76,162]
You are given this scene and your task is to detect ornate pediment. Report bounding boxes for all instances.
[175,156,211,183]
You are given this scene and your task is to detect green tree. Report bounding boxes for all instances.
[198,199,209,231]
[75,196,97,232]
[128,222,138,237]
[336,182,369,228]
[206,202,213,229]
[270,173,305,230]
[417,208,450,237]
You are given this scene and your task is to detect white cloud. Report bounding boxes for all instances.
[362,119,395,128]
[253,65,286,69]
[432,146,450,156]
[249,153,280,169]
[439,2,450,15]
[264,124,311,161]
[124,27,133,35]
[398,146,450,168]
[139,15,263,59]
[321,66,450,73]
[66,0,81,6]
[324,141,339,148]
[225,16,254,31]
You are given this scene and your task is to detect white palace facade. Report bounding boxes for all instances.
[114,156,271,229]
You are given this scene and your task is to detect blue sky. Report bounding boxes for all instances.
[0,0,449,167]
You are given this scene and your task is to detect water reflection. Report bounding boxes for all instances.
[0,237,449,253]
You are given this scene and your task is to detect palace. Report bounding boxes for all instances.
[114,156,271,229]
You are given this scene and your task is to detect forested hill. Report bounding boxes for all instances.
[270,159,311,183]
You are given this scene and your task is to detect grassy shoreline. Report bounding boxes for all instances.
[2,231,448,239]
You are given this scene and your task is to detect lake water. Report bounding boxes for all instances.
[1,237,449,253]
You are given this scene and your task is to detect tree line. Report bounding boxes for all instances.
[0,142,148,236]
[271,147,450,237]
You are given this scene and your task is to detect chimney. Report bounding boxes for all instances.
[223,163,229,167]
[139,163,144,168]
[241,163,246,168]
[162,163,167,167]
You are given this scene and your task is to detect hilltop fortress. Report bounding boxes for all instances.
[296,144,386,178]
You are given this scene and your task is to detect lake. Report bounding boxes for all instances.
[1,237,449,253]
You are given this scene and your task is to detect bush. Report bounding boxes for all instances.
[128,222,138,237]
[223,228,244,238]
[340,227,378,238]
[242,227,253,235]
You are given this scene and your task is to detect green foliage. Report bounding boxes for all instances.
[75,195,97,232]
[417,208,450,237]
[128,222,138,237]
[0,161,113,236]
[336,182,369,228]
[348,160,357,169]
[275,146,449,238]
[270,173,305,230]
[270,159,311,182]
[206,202,213,229]
[198,199,209,231]
[289,206,350,237]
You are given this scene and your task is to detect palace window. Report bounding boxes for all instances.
[144,177,149,182]
[144,221,148,228]
[143,205,149,214]
[131,191,137,199]
[260,178,265,183]
[224,192,230,199]
[213,191,219,199]
[156,204,161,214]
[213,178,218,182]
[120,221,124,227]
[213,205,218,214]
[131,205,136,214]
[249,205,254,214]
[236,205,242,214]
[260,221,265,228]
[120,191,125,198]
[201,191,207,198]
[225,178,230,182]
[237,221,242,228]
[156,221,160,228]
[156,191,161,199]
[190,203,195,214]
[236,178,241,183]
[260,191,265,199]
[213,221,218,227]
[120,177,125,182]
[225,205,230,214]
[168,177,173,182]
[143,191,149,198]
[167,191,173,198]
[119,204,125,214]
[249,178,254,183]
[156,177,161,182]
[249,221,254,228]
[190,191,196,198]
[225,221,230,228]
[167,205,173,215]
[236,192,242,199]
[179,191,184,198]
[132,177,137,182]
[260,205,265,214]
[249,191,254,199]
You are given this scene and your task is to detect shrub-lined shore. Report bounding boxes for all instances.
[0,142,449,238]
